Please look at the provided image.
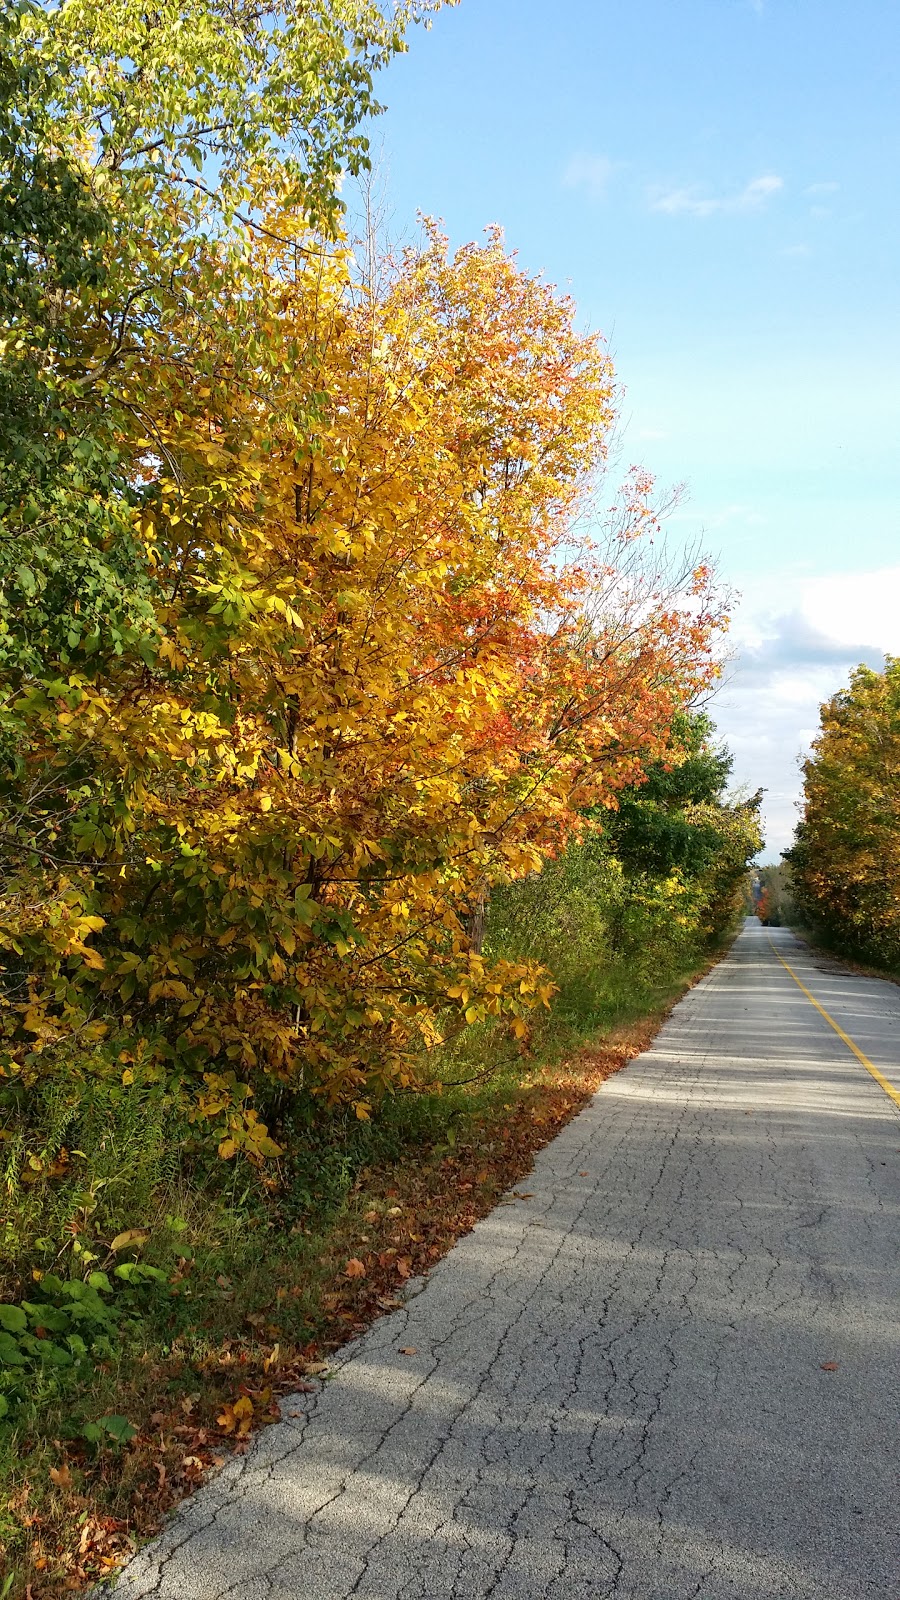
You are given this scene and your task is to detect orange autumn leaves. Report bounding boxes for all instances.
[2,222,726,1149]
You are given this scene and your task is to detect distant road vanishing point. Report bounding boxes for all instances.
[111,920,900,1600]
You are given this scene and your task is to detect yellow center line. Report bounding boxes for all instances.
[768,939,900,1111]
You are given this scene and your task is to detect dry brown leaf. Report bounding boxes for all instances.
[344,1257,366,1278]
[820,1361,840,1371]
[49,1464,72,1488]
[399,1347,418,1356]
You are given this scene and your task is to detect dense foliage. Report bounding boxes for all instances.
[0,10,768,1589]
[1,4,731,1167]
[490,713,761,1012]
[787,658,900,967]
[0,0,758,1189]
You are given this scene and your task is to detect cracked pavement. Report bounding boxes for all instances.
[109,922,900,1599]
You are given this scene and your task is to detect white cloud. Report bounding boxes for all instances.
[651,173,783,219]
[804,181,840,196]
[803,566,900,652]
[710,565,900,857]
[563,153,617,201]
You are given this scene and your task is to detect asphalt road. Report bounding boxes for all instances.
[112,921,900,1600]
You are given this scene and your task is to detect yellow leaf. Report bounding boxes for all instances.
[109,1229,150,1254]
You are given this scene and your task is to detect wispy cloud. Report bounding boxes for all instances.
[650,174,783,219]
[562,153,617,201]
[804,181,839,197]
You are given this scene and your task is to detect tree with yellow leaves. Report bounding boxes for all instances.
[787,658,900,967]
[2,212,726,1151]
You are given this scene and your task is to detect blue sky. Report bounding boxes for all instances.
[368,0,900,856]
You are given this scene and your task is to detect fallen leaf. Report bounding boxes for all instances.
[387,1205,403,1216]
[820,1361,840,1372]
[344,1257,366,1279]
[49,1464,72,1488]
[399,1347,418,1356]
[217,1396,254,1437]
[363,1209,380,1223]
[578,1170,589,1176]
[109,1228,150,1254]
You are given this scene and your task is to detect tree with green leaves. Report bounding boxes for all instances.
[787,658,900,966]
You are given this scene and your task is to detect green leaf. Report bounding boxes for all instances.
[0,1305,27,1334]
[97,1413,137,1443]
[38,1341,73,1368]
[0,1333,25,1367]
[21,1303,70,1333]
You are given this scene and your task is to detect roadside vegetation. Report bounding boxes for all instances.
[786,658,900,972]
[0,1,761,1592]
[0,777,755,1597]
